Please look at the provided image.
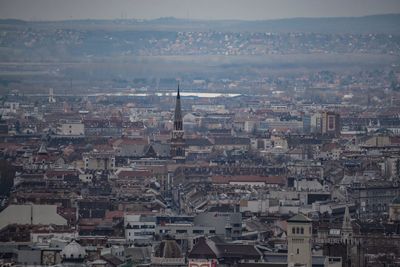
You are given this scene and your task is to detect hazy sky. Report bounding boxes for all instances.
[1,0,400,21]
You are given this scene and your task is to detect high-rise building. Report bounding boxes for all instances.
[287,213,312,267]
[171,84,185,163]
[321,111,341,137]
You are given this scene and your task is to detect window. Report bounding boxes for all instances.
[297,249,299,254]
[292,228,295,234]
[300,228,304,234]
[296,227,300,234]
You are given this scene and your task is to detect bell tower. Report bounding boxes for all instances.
[287,213,312,267]
[171,84,185,163]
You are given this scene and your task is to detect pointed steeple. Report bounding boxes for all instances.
[38,142,48,155]
[174,83,182,130]
[342,205,352,231]
[171,82,185,163]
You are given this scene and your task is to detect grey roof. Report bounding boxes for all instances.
[214,137,250,145]
[287,213,311,223]
[0,204,67,230]
[125,246,151,262]
[186,138,212,147]
[154,239,183,258]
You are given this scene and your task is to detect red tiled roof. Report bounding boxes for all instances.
[104,210,124,220]
[113,138,148,147]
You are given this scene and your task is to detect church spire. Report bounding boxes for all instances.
[174,83,182,129]
[342,205,352,230]
[171,83,185,163]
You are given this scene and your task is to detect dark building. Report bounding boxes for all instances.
[170,85,185,163]
[349,180,400,219]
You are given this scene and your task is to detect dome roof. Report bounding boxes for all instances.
[61,240,86,261]
[392,196,400,205]
[154,239,182,258]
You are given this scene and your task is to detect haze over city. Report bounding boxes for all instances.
[1,0,400,20]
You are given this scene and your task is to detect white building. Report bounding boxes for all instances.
[125,215,156,244]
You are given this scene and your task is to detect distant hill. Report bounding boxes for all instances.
[1,14,400,34]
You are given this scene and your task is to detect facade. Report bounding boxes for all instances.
[321,111,341,137]
[82,152,115,171]
[287,214,312,267]
[125,215,156,244]
[389,196,400,222]
[170,85,185,163]
[59,121,85,136]
[349,180,400,218]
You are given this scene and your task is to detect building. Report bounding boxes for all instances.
[321,112,341,137]
[287,213,312,267]
[82,152,115,171]
[58,121,85,136]
[155,223,216,252]
[389,196,400,222]
[124,215,156,245]
[349,180,400,218]
[193,206,242,240]
[170,85,185,163]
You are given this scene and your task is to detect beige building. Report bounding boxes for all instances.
[389,196,400,222]
[287,213,312,267]
[59,121,85,136]
[82,152,115,170]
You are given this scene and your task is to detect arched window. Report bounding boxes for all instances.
[296,227,300,234]
[297,248,299,254]
[300,227,304,234]
[292,227,295,234]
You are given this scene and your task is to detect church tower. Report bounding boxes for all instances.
[341,205,355,267]
[341,205,353,245]
[287,213,312,267]
[171,84,185,163]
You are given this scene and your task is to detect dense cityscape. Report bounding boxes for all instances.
[0,3,400,267]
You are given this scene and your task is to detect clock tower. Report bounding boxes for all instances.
[171,84,185,163]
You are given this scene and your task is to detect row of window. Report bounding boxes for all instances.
[291,227,310,235]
